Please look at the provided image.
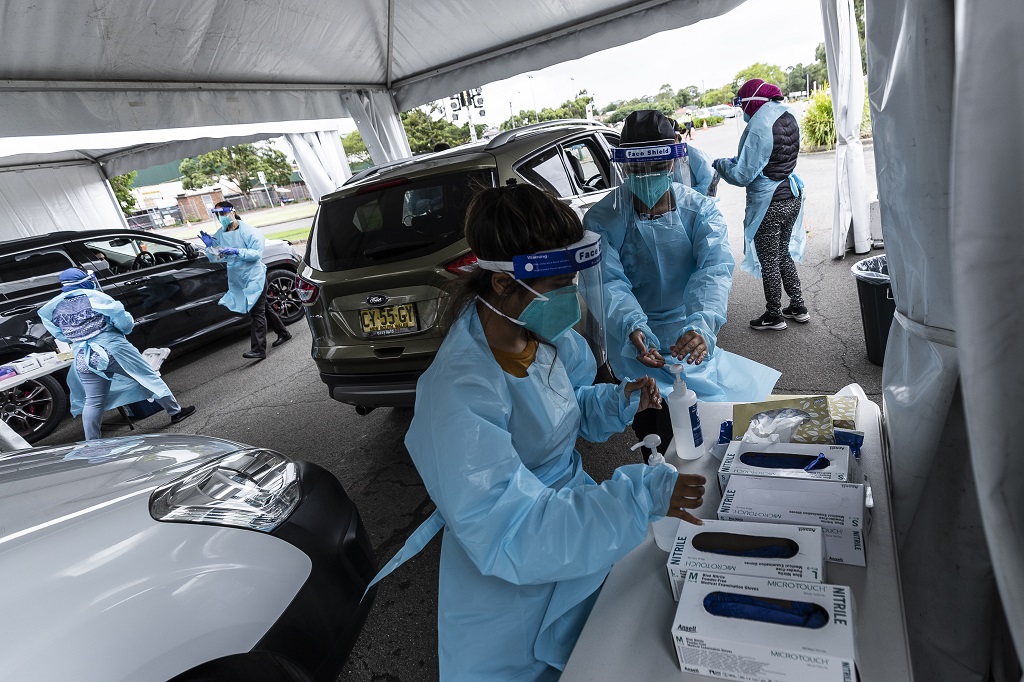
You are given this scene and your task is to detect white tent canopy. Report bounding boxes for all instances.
[0,2,1020,680]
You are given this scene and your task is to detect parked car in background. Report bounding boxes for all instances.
[0,433,376,681]
[0,229,303,442]
[298,120,619,413]
[711,104,739,118]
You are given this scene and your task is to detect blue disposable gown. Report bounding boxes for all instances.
[39,290,172,416]
[584,184,780,402]
[713,101,807,277]
[206,219,268,314]
[687,144,716,196]
[402,306,678,680]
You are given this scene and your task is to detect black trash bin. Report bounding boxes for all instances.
[851,255,896,366]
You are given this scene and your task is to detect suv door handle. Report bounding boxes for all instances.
[1,305,37,316]
[124,277,151,285]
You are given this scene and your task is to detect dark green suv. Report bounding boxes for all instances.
[296,120,620,413]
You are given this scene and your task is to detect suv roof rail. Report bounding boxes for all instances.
[484,119,607,151]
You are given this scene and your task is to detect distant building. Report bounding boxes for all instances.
[177,189,227,222]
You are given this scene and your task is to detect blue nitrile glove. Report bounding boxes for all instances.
[220,247,239,256]
[198,231,215,247]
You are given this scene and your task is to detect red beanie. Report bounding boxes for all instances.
[738,78,783,118]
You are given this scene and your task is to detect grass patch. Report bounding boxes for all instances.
[243,201,318,227]
[265,226,312,242]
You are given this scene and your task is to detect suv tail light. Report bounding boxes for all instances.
[295,276,321,304]
[444,252,478,276]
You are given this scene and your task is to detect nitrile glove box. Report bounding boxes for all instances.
[718,442,856,491]
[666,519,825,600]
[4,356,41,374]
[718,476,868,567]
[672,571,857,682]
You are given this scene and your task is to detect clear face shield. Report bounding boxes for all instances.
[475,231,607,366]
[610,142,690,225]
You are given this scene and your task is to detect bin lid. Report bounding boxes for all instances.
[851,254,889,282]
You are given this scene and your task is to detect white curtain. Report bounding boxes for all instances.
[0,163,128,240]
[285,130,352,202]
[821,0,871,258]
[866,0,1020,679]
[341,90,412,165]
[949,0,1024,672]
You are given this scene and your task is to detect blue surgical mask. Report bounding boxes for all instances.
[516,283,581,341]
[217,214,233,228]
[625,171,673,210]
[743,111,751,123]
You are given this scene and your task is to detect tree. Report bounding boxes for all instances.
[854,0,867,73]
[499,93,594,130]
[734,63,786,90]
[785,63,808,95]
[806,43,830,91]
[178,142,294,194]
[341,130,370,164]
[109,171,137,216]
[701,85,737,107]
[401,106,483,154]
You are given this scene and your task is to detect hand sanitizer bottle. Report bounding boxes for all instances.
[631,434,679,551]
[667,364,704,460]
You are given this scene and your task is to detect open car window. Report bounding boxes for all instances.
[85,236,186,274]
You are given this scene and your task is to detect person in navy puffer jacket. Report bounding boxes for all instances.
[713,79,810,331]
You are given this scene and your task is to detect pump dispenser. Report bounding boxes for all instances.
[631,434,680,551]
[667,364,704,460]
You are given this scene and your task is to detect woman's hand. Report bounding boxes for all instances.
[667,473,707,525]
[630,330,665,368]
[670,330,708,365]
[624,375,662,411]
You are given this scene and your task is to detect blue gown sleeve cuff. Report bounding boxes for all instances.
[646,465,679,518]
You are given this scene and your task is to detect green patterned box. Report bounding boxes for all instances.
[732,395,835,444]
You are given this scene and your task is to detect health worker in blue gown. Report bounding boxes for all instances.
[39,268,195,440]
[712,79,809,331]
[366,184,707,680]
[583,110,780,454]
[199,201,291,360]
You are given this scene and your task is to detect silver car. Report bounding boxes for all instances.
[0,434,376,681]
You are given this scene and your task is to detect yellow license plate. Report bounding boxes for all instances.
[358,303,418,337]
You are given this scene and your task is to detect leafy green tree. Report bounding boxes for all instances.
[854,0,867,73]
[341,130,370,163]
[701,85,737,106]
[734,63,786,90]
[401,107,483,154]
[109,171,137,216]
[178,142,294,194]
[806,43,829,91]
[785,64,808,95]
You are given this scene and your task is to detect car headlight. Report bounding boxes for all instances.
[150,449,301,532]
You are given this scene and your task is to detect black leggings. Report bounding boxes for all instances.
[754,196,804,316]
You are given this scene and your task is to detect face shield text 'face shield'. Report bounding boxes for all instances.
[476,231,607,365]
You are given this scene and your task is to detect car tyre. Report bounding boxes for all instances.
[0,373,67,444]
[266,268,305,326]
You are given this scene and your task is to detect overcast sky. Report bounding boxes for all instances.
[360,0,827,132]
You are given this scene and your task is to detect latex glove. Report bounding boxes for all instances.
[219,247,239,256]
[198,231,215,247]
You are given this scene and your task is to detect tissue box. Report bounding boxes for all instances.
[719,475,868,566]
[667,519,825,600]
[732,396,835,444]
[718,442,855,491]
[672,571,857,682]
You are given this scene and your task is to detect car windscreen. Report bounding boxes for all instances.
[308,169,495,272]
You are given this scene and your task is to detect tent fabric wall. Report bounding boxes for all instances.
[820,0,871,258]
[0,163,128,239]
[284,130,352,202]
[341,90,412,164]
[950,0,1024,669]
[867,0,1020,679]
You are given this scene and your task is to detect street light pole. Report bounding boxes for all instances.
[508,101,515,128]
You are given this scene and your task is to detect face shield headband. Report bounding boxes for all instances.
[475,232,607,363]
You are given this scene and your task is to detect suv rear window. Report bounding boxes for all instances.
[308,169,494,272]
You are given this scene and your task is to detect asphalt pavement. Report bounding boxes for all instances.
[40,122,883,680]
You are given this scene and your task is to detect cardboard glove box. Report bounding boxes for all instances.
[717,442,859,491]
